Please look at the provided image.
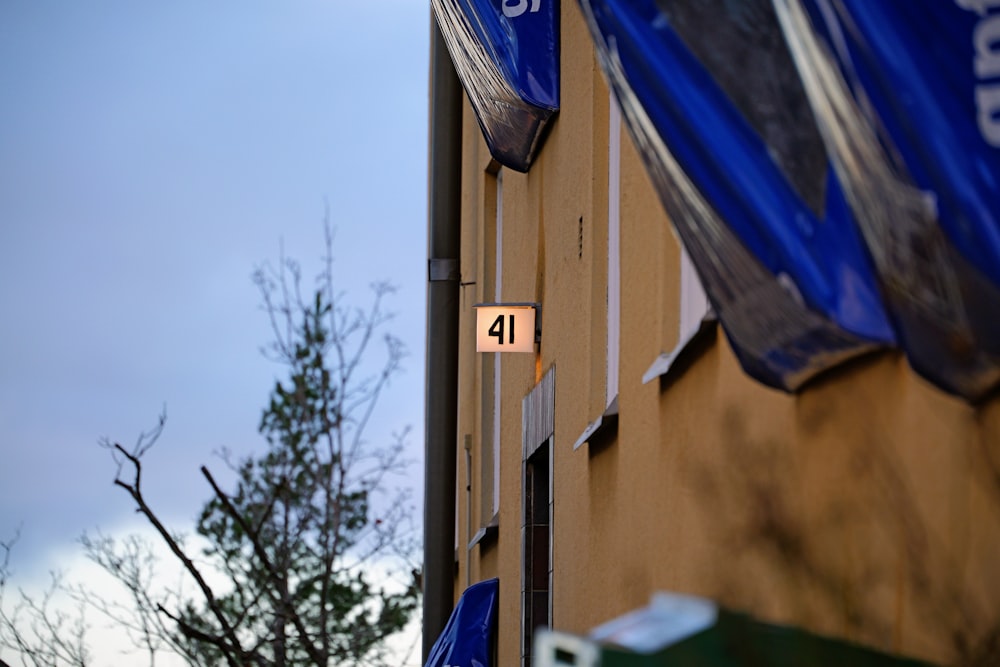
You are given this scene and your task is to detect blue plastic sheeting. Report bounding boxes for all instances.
[577,0,896,392]
[425,578,499,667]
[774,0,1000,400]
[432,0,559,172]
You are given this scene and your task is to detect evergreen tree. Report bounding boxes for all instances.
[1,227,420,666]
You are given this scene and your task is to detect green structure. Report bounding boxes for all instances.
[536,594,934,667]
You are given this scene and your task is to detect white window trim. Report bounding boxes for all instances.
[573,93,621,450]
[607,94,621,412]
[492,169,503,515]
[642,245,715,384]
[679,246,710,337]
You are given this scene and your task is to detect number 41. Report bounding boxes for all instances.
[488,314,515,345]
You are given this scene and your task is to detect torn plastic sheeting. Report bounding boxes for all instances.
[431,0,559,172]
[774,0,1000,401]
[425,577,499,667]
[577,0,895,392]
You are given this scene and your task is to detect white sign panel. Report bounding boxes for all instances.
[475,305,536,353]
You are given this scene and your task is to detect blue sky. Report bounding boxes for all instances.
[0,0,429,591]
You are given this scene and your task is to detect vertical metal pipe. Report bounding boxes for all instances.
[423,10,462,663]
[465,436,473,591]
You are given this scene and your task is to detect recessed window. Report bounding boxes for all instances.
[522,441,551,667]
[573,92,621,450]
[480,169,503,527]
[642,242,715,385]
[522,367,554,667]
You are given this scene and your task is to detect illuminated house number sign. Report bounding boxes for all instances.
[475,304,538,353]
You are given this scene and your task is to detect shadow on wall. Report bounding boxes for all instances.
[684,388,1000,667]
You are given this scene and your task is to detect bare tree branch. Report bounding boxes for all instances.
[107,438,248,667]
[2,223,419,667]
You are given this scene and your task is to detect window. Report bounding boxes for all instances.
[573,92,622,449]
[642,239,715,384]
[522,442,551,667]
[521,367,554,667]
[478,167,502,532]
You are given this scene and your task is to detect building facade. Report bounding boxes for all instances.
[425,2,1000,666]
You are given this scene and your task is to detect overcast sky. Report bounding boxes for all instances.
[0,0,429,621]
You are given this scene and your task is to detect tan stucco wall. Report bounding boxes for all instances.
[445,3,1000,666]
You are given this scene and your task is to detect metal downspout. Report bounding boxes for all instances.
[423,11,462,664]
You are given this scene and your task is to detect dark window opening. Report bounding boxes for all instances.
[522,442,551,666]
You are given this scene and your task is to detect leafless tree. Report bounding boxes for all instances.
[0,529,89,667]
[1,221,420,666]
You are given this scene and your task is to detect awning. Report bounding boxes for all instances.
[431,0,559,172]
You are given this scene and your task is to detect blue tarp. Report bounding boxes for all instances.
[578,0,896,392]
[432,0,559,172]
[425,578,499,667]
[776,0,1000,400]
[433,0,1000,400]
